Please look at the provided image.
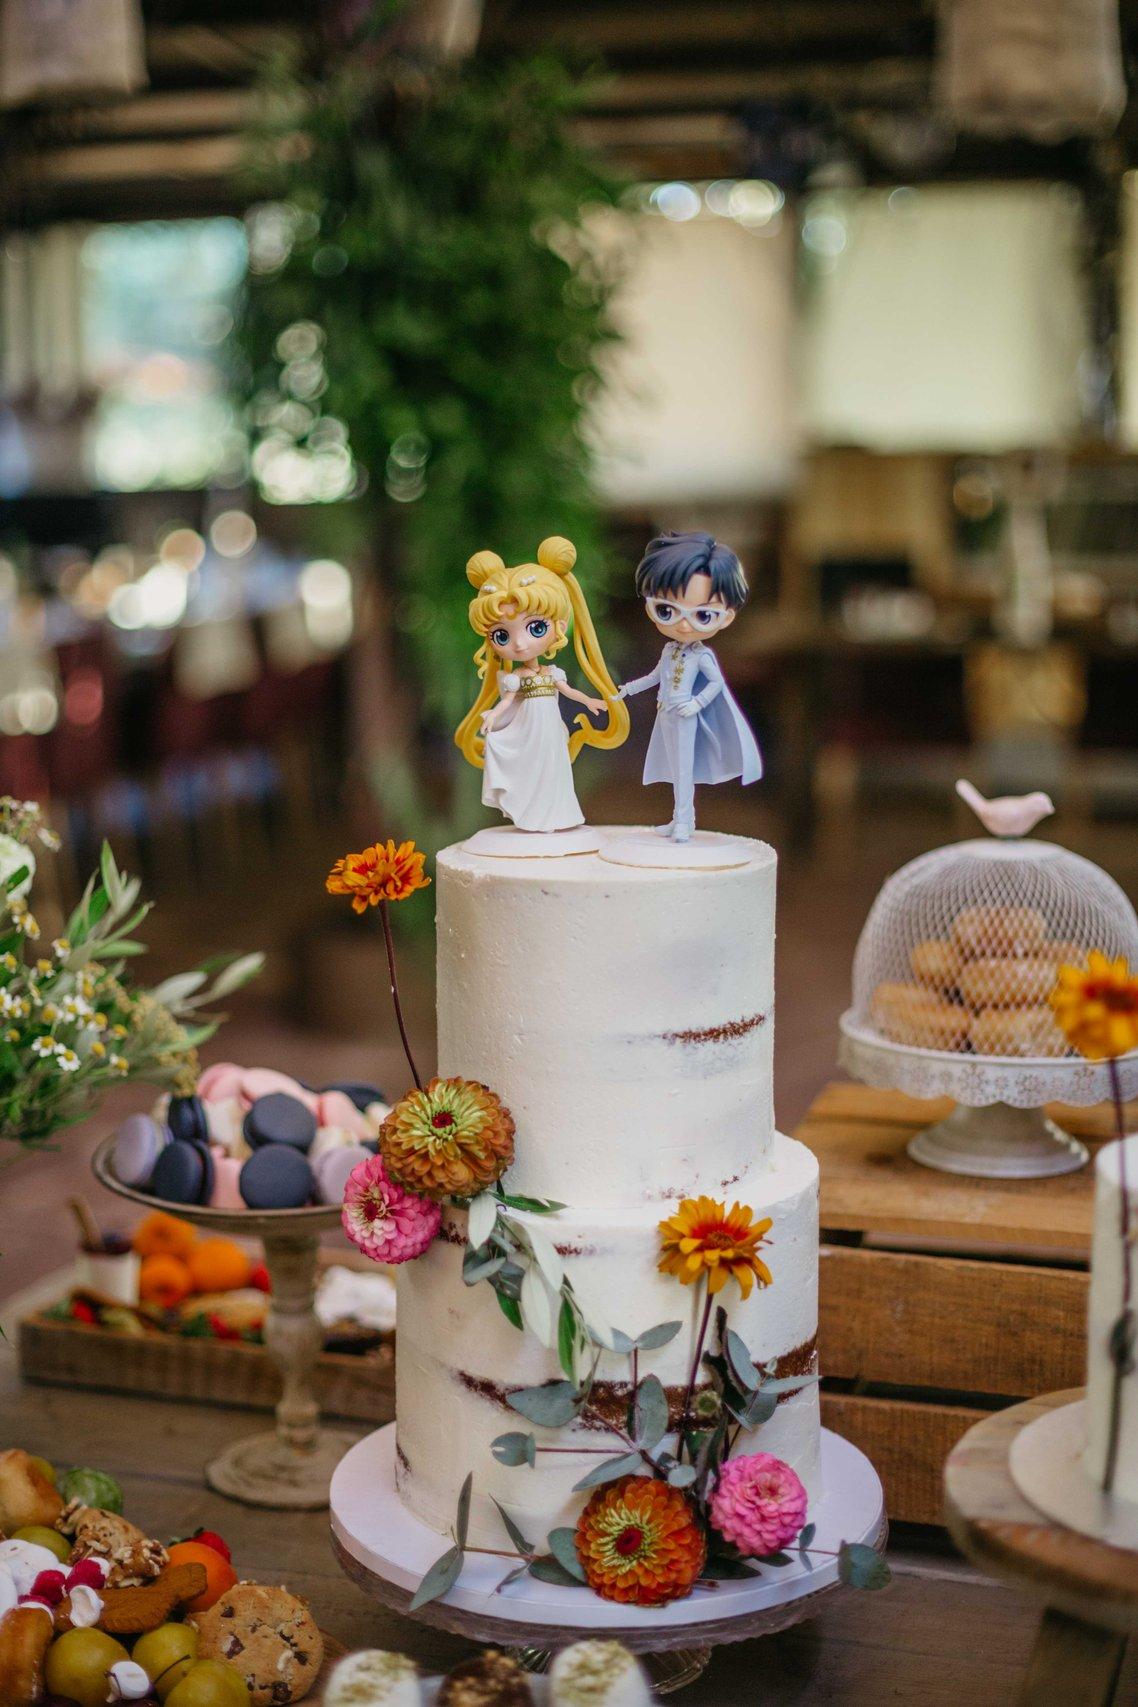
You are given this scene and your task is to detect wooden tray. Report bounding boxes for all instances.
[19,1311,395,1424]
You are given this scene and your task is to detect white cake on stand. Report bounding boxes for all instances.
[331,827,884,1680]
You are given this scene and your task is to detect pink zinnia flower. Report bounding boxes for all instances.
[341,1153,440,1264]
[709,1452,808,1556]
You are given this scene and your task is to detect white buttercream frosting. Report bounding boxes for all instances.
[1084,1135,1138,1499]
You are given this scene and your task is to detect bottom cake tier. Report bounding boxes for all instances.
[393,1132,820,1548]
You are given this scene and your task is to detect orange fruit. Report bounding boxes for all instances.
[133,1211,198,1261]
[166,1541,237,1612]
[139,1253,194,1308]
[187,1238,250,1295]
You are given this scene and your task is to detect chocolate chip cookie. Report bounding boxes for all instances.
[190,1581,324,1705]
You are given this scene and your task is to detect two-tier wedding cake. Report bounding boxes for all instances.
[393,830,821,1549]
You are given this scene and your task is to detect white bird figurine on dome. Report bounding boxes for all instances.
[956,778,1054,839]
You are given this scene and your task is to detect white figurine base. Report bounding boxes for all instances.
[330,1425,886,1654]
[1009,1398,1138,1551]
[599,828,756,871]
[462,825,602,859]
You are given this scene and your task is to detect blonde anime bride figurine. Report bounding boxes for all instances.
[455,536,628,854]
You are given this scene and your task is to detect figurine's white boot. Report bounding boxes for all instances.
[653,822,675,837]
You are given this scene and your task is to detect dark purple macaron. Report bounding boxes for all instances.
[167,1094,208,1146]
[239,1143,315,1210]
[148,1138,210,1206]
[243,1092,317,1155]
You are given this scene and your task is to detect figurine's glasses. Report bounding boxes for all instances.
[645,597,732,631]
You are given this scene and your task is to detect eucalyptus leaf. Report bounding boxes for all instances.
[528,1555,587,1588]
[731,1389,778,1429]
[759,1373,821,1396]
[467,1191,498,1250]
[838,1541,891,1591]
[666,1463,697,1488]
[495,1563,531,1594]
[726,1329,760,1392]
[507,1380,580,1428]
[454,1472,473,1550]
[609,1328,635,1356]
[571,1451,644,1492]
[409,1543,463,1610]
[463,1252,506,1286]
[700,1556,761,1580]
[547,1527,587,1582]
[633,1374,668,1451]
[491,1498,534,1557]
[491,1432,537,1467]
[758,1550,793,1567]
[635,1320,683,1352]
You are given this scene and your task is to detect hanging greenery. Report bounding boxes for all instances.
[234,21,628,843]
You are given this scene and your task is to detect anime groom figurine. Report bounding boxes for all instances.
[618,531,762,842]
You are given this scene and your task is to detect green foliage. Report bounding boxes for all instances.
[235,27,628,838]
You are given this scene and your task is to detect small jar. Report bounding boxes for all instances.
[77,1233,139,1305]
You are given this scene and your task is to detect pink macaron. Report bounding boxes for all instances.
[237,1068,319,1114]
[315,1090,373,1139]
[196,1061,245,1102]
[209,1150,246,1211]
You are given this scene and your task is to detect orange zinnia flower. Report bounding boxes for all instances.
[575,1475,706,1605]
[326,839,430,912]
[658,1197,773,1298]
[1051,952,1138,1062]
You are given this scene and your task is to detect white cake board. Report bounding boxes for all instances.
[330,1425,885,1652]
[1009,1398,1138,1551]
[462,826,602,859]
[599,829,756,871]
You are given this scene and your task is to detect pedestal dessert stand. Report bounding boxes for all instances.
[93,1137,359,1509]
[330,1426,886,1695]
[839,1019,1138,1178]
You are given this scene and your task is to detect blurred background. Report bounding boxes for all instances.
[4,0,1138,1279]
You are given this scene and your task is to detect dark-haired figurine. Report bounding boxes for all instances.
[618,531,762,842]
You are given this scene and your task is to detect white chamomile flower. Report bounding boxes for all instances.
[52,937,71,959]
[40,1003,58,1024]
[0,990,18,1016]
[54,1045,80,1072]
[31,1036,56,1059]
[62,995,92,1021]
[110,1054,129,1075]
[1,952,17,973]
[22,914,40,940]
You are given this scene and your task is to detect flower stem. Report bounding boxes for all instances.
[1103,1057,1134,1497]
[380,898,422,1091]
[678,1281,715,1463]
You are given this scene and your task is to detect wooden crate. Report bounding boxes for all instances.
[19,1311,394,1425]
[801,1081,1123,1526]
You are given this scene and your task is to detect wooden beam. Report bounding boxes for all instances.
[495,2,926,54]
[587,58,931,113]
[37,89,254,140]
[23,135,243,188]
[145,24,299,78]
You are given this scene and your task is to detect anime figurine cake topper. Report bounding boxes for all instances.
[455,536,629,847]
[617,530,762,845]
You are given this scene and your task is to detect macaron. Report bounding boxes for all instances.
[244,1092,317,1155]
[309,1125,360,1168]
[167,1095,208,1146]
[314,1092,372,1140]
[203,1095,250,1159]
[237,1068,319,1114]
[112,1113,169,1189]
[239,1143,315,1210]
[148,1138,211,1206]
[323,1081,387,1113]
[209,1151,245,1211]
[315,1141,371,1206]
[196,1061,245,1102]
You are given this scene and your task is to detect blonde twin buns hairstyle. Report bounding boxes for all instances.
[456,536,629,769]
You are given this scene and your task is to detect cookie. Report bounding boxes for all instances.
[324,1650,422,1706]
[969,1006,1067,1058]
[870,982,969,1051]
[190,1582,323,1705]
[60,1505,167,1587]
[909,939,961,992]
[549,1640,652,1705]
[957,955,1059,1011]
[951,905,1047,960]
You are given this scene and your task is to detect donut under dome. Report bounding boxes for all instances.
[847,838,1138,1061]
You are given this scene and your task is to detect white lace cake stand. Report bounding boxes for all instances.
[330,1425,886,1694]
[839,1016,1138,1179]
[93,1137,359,1509]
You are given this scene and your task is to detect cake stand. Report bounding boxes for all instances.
[838,1017,1138,1178]
[330,1426,886,1695]
[93,1137,359,1509]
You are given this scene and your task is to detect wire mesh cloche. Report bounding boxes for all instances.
[840,782,1138,1177]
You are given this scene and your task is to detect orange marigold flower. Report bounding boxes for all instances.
[658,1196,773,1299]
[1050,952,1138,1062]
[326,839,430,912]
[575,1475,706,1606]
[380,1076,515,1201]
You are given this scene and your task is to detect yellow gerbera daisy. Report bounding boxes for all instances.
[658,1197,773,1298]
[1050,953,1138,1061]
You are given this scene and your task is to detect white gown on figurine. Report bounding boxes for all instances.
[482,667,585,832]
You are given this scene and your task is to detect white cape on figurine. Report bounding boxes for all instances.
[642,672,762,787]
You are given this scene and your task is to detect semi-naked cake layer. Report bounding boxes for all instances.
[395,1132,820,1547]
[436,833,777,1208]
[1084,1136,1138,1502]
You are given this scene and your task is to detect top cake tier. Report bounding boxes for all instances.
[436,830,777,1209]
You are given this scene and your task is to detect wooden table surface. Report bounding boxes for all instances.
[0,1290,1100,1704]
